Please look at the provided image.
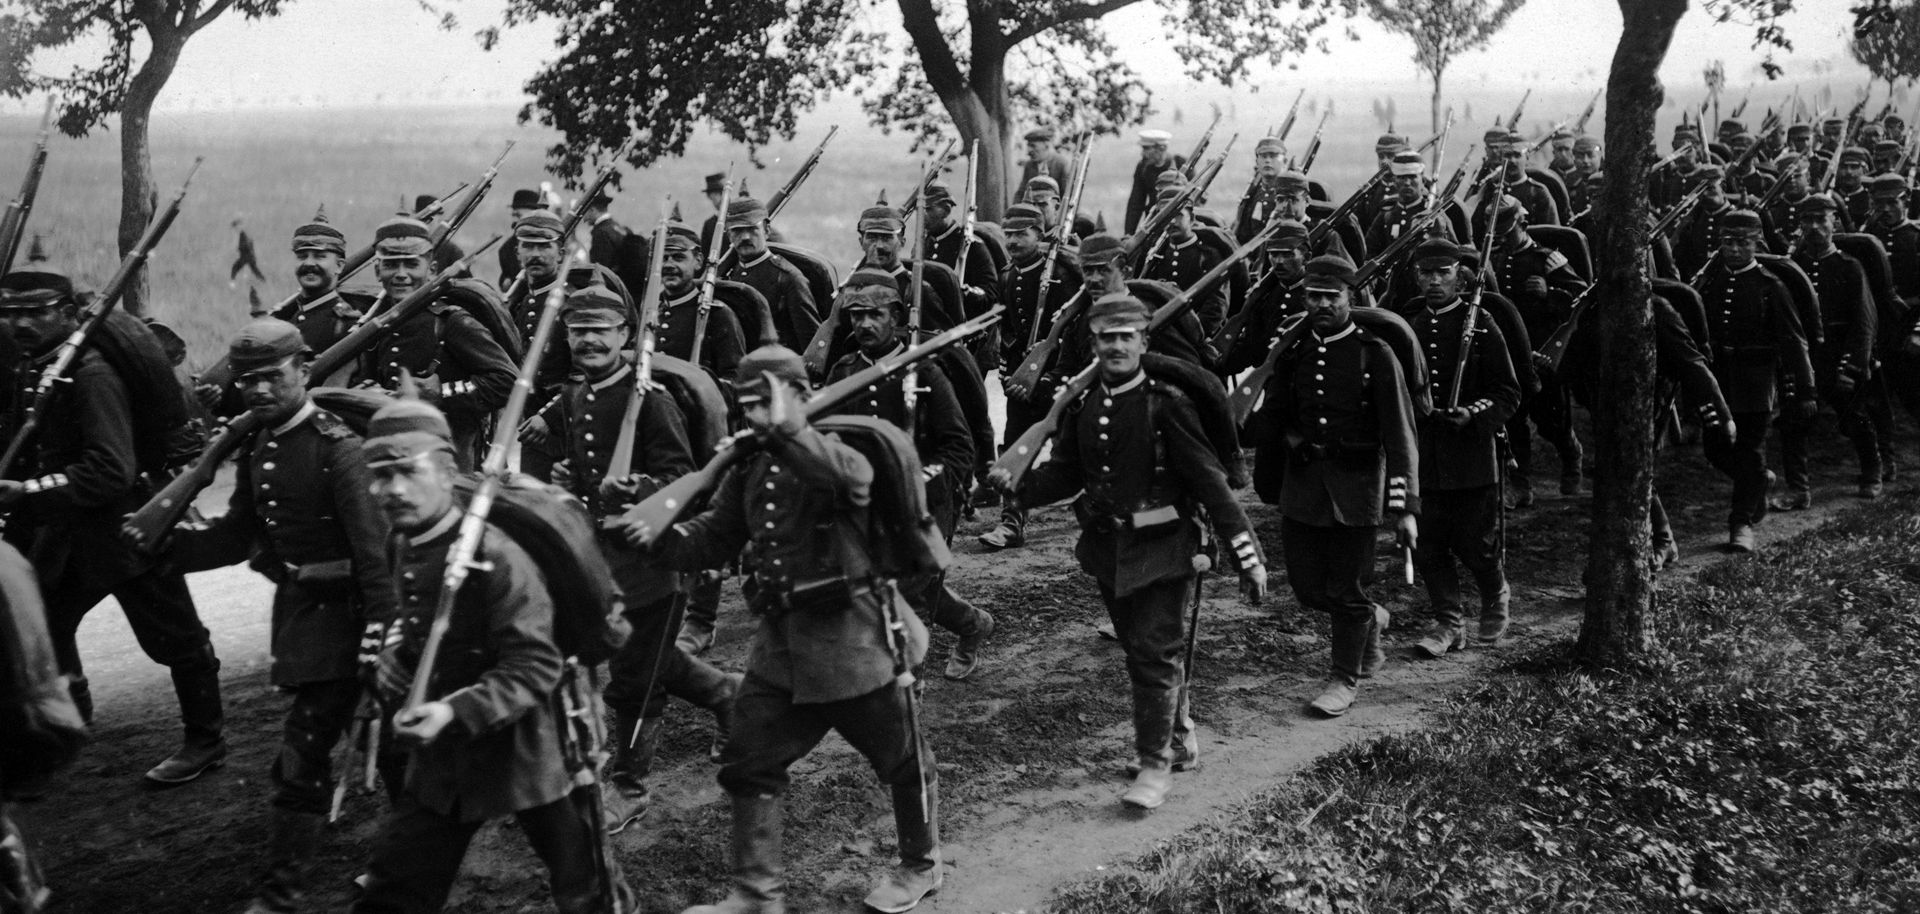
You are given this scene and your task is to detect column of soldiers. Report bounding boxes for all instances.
[7,99,1920,914]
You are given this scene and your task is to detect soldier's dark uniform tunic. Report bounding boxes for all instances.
[504,273,574,479]
[172,400,396,810]
[1473,177,1562,233]
[1014,366,1258,769]
[1649,161,1699,213]
[1693,259,1816,531]
[3,347,220,730]
[1221,274,1305,375]
[1567,169,1602,219]
[1491,234,1588,495]
[358,300,516,469]
[927,222,1001,323]
[1143,231,1227,335]
[356,512,608,914]
[1366,199,1461,313]
[273,287,378,359]
[725,250,821,350]
[655,287,748,381]
[1674,201,1739,280]
[1235,178,1288,246]
[1779,244,1880,489]
[999,251,1084,446]
[1864,206,1920,436]
[1252,320,1419,686]
[1409,300,1521,637]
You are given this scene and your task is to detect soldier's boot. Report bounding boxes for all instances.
[1478,584,1512,646]
[1121,686,1176,810]
[943,608,994,681]
[677,577,722,655]
[978,508,1026,550]
[684,664,743,764]
[1559,436,1585,496]
[146,649,228,787]
[1309,614,1367,717]
[863,778,943,913]
[1414,622,1466,659]
[1727,524,1757,554]
[1127,682,1200,775]
[681,794,785,914]
[67,674,93,725]
[1508,472,1535,509]
[1770,487,1812,512]
[605,713,660,835]
[242,806,325,914]
[1360,606,1390,676]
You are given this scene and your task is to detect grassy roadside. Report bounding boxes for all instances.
[1052,491,1920,914]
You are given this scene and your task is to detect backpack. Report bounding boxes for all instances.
[90,308,204,474]
[454,474,630,665]
[443,277,526,363]
[814,415,950,580]
[0,539,87,798]
[1141,352,1247,489]
[649,354,729,462]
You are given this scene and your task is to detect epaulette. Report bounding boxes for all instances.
[310,408,357,440]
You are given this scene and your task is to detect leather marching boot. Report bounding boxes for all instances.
[1361,606,1390,675]
[689,668,744,764]
[677,578,722,655]
[242,806,325,914]
[67,674,93,725]
[943,608,994,681]
[1127,682,1201,776]
[146,652,228,787]
[864,777,943,913]
[1121,686,1177,810]
[1415,616,1465,659]
[681,794,785,914]
[605,713,660,835]
[1309,614,1367,717]
[1478,584,1512,646]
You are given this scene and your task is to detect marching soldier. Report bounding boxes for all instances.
[722,195,821,350]
[1355,133,1409,229]
[355,398,627,913]
[1026,175,1096,240]
[1220,222,1310,374]
[1366,151,1457,312]
[503,209,577,480]
[0,266,228,787]
[1873,139,1904,177]
[1567,135,1604,218]
[1269,170,1350,260]
[274,212,376,357]
[1673,164,1737,279]
[1141,186,1228,335]
[1650,125,1704,212]
[921,183,999,325]
[358,216,517,471]
[164,318,397,913]
[633,346,946,914]
[826,270,996,680]
[1762,154,1820,246]
[984,202,1082,551]
[1473,131,1562,234]
[1404,240,1521,657]
[1546,128,1578,181]
[1127,129,1184,233]
[1835,146,1873,228]
[498,188,542,287]
[655,221,751,380]
[1775,196,1880,507]
[546,285,739,830]
[989,292,1267,809]
[1486,195,1587,504]
[853,198,960,332]
[584,190,651,302]
[1246,255,1419,717]
[1693,210,1816,553]
[1234,136,1290,247]
[1786,122,1815,157]
[1069,233,1215,376]
[1019,126,1073,192]
[1864,175,1920,444]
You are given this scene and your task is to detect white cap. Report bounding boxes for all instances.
[1138,129,1172,145]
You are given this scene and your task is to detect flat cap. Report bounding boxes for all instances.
[1254,136,1285,155]
[1573,135,1602,152]
[1086,293,1151,331]
[560,284,630,329]
[1388,151,1425,177]
[1871,173,1910,197]
[1024,127,1055,142]
[227,317,309,373]
[1787,123,1814,136]
[1003,202,1045,232]
[922,183,955,208]
[362,398,453,468]
[733,344,808,403]
[1721,209,1764,234]
[1138,129,1172,145]
[1840,146,1872,165]
[1077,232,1129,265]
[1412,237,1467,266]
[513,209,565,244]
[661,221,702,253]
[1263,219,1309,250]
[1302,255,1359,290]
[1025,175,1061,197]
[857,196,905,234]
[725,196,770,229]
[0,267,73,308]
[291,214,346,255]
[1874,139,1903,155]
[1375,133,1410,152]
[374,216,432,259]
[1272,170,1311,194]
[1793,195,1838,217]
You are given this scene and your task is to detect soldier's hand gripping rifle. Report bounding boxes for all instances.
[1182,110,1224,180]
[1227,205,1444,425]
[599,206,671,522]
[0,158,203,482]
[121,236,505,553]
[502,138,635,305]
[989,224,1281,495]
[615,308,1002,548]
[0,99,55,275]
[691,168,734,364]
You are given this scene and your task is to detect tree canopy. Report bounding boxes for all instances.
[1360,0,1526,133]
[1849,0,1920,84]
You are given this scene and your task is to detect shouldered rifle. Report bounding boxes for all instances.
[406,236,585,713]
[504,137,635,304]
[616,307,1002,547]
[897,138,958,220]
[604,208,672,502]
[1227,206,1442,424]
[1211,169,1389,356]
[557,659,629,914]
[1426,113,1458,206]
[1506,88,1533,131]
[431,141,515,251]
[0,99,55,275]
[992,223,1284,493]
[262,183,465,321]
[1299,112,1331,173]
[1182,111,1224,180]
[691,167,734,364]
[873,576,935,836]
[1027,148,1092,351]
[121,236,505,553]
[0,158,202,481]
[1815,131,1846,195]
[1575,89,1603,134]
[1437,144,1477,204]
[1449,147,1508,409]
[1277,89,1307,142]
[954,141,980,307]
[901,153,941,426]
[1534,193,1711,376]
[764,126,839,224]
[1136,148,1232,273]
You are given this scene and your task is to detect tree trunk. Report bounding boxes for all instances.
[1575,0,1687,669]
[1430,68,1444,161]
[117,20,188,317]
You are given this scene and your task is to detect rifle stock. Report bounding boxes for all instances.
[620,307,1003,546]
[1005,288,1086,397]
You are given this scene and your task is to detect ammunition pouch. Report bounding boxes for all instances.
[1073,496,1185,535]
[744,572,865,617]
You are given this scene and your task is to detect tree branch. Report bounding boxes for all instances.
[1006,0,1149,46]
[191,0,240,34]
[896,0,970,101]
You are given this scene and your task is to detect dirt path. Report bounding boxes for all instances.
[17,428,1902,914]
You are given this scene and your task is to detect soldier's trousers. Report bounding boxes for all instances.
[1704,410,1774,528]
[32,525,215,681]
[1280,518,1379,685]
[719,676,926,797]
[1098,576,1190,763]
[352,793,607,914]
[272,677,363,814]
[913,480,988,636]
[1776,379,1881,490]
[1507,383,1582,486]
[605,593,734,720]
[1411,486,1507,631]
[996,394,1050,530]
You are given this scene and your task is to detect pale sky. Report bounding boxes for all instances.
[13,0,1874,113]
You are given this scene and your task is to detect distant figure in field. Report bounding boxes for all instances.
[230,217,265,287]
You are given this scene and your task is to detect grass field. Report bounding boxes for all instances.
[0,80,1807,367]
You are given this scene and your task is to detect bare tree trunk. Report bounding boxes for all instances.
[1430,69,1444,158]
[117,21,188,317]
[1576,0,1687,668]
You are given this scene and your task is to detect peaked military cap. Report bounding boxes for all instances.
[228,317,309,373]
